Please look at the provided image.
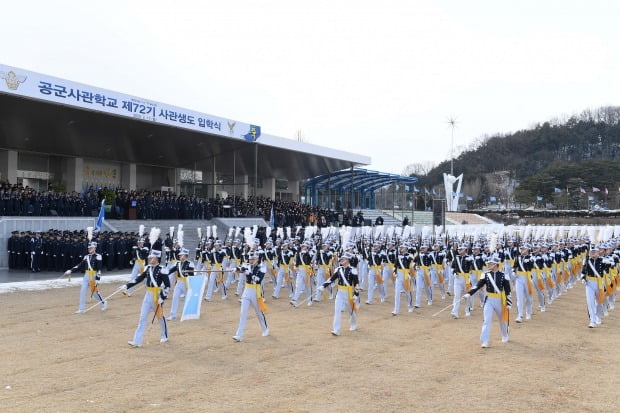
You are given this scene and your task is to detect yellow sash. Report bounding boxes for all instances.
[86,269,97,294]
[432,264,444,283]
[146,286,163,318]
[338,285,358,312]
[245,283,268,312]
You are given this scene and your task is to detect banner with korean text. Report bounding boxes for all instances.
[0,63,261,141]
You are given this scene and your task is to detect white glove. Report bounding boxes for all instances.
[463,293,471,299]
[158,297,164,305]
[581,278,586,285]
[64,270,71,276]
[318,285,325,292]
[119,284,127,291]
[251,275,260,282]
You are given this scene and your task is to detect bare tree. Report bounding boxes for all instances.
[402,161,437,177]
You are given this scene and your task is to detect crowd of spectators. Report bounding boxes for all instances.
[0,182,348,228]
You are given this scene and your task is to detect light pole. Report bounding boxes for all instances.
[448,117,458,176]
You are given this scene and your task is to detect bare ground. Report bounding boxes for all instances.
[1,280,618,413]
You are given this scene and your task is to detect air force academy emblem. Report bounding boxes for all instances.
[0,70,27,90]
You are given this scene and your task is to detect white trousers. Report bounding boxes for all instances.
[367,267,386,303]
[480,296,508,344]
[514,274,532,318]
[132,290,167,345]
[235,286,268,340]
[332,288,357,334]
[393,270,413,314]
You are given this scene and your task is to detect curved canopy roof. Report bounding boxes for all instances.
[305,168,418,192]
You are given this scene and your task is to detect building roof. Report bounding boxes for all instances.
[0,63,370,181]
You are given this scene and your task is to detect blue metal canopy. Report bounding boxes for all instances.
[304,167,418,208]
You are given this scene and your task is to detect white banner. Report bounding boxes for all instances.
[0,63,261,142]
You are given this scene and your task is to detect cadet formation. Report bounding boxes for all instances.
[11,222,619,349]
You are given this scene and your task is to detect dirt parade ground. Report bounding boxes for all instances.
[1,276,619,413]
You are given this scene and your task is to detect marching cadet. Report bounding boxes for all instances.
[444,241,455,296]
[357,238,370,291]
[600,244,614,317]
[314,242,333,302]
[606,243,619,311]
[392,243,415,315]
[290,241,315,307]
[318,252,359,336]
[233,252,269,342]
[413,243,433,307]
[470,244,486,309]
[235,242,251,297]
[382,240,397,302]
[463,256,512,348]
[513,244,534,323]
[225,238,243,289]
[503,238,518,281]
[451,243,473,318]
[263,239,277,286]
[166,248,195,321]
[273,240,295,299]
[530,244,548,313]
[123,250,171,347]
[581,245,604,328]
[540,243,556,304]
[430,241,447,299]
[366,241,387,305]
[205,240,228,301]
[125,237,149,296]
[65,241,107,313]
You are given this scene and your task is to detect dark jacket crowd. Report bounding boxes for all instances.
[0,183,338,227]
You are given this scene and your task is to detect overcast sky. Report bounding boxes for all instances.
[3,0,619,175]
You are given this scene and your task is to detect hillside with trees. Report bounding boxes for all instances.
[414,106,620,209]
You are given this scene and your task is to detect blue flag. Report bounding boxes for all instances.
[536,196,543,201]
[588,195,594,201]
[466,196,473,201]
[490,196,497,202]
[181,275,207,321]
[554,187,562,193]
[424,187,430,195]
[94,200,105,231]
[405,185,410,191]
[269,205,275,228]
[413,186,420,193]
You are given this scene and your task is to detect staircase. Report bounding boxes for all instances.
[105,220,213,249]
[357,209,401,226]
[446,212,494,225]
